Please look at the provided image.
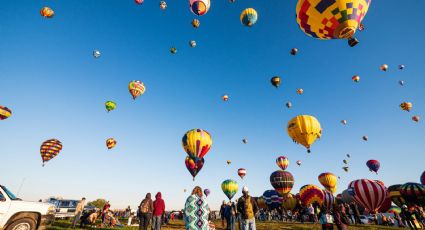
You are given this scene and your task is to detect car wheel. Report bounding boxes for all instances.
[6,218,36,230]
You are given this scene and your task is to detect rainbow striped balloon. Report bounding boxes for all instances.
[276,156,289,170]
[299,184,324,206]
[40,139,63,166]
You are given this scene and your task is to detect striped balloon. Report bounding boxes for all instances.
[323,190,335,209]
[263,190,282,210]
[400,182,425,206]
[299,184,324,206]
[221,179,238,200]
[276,156,289,170]
[128,80,146,100]
[238,168,247,179]
[0,106,12,120]
[40,139,63,166]
[388,184,406,208]
[420,171,425,185]
[270,170,294,196]
[182,129,212,160]
[348,179,387,212]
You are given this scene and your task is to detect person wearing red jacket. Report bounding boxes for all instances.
[152,192,165,230]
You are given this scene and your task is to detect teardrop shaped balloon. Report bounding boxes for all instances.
[128,80,146,100]
[287,115,322,152]
[40,139,63,166]
[366,159,380,174]
[270,76,281,88]
[240,8,258,27]
[185,156,204,180]
[204,189,210,197]
[106,138,117,150]
[182,129,212,161]
[105,101,117,112]
[318,172,337,194]
[276,156,289,170]
[221,179,238,200]
[238,168,246,179]
[189,0,211,16]
[270,170,294,196]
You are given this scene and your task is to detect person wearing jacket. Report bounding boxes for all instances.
[237,186,258,230]
[152,192,165,230]
[139,193,154,230]
[184,186,210,230]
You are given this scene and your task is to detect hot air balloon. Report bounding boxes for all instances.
[135,0,144,4]
[226,160,232,165]
[346,154,351,158]
[378,193,392,213]
[270,76,281,88]
[282,194,297,211]
[362,136,368,141]
[222,95,229,101]
[341,188,355,204]
[170,47,177,54]
[412,116,420,122]
[296,160,302,166]
[263,190,282,210]
[290,48,298,56]
[182,129,212,161]
[189,40,197,48]
[342,167,349,172]
[296,89,304,95]
[366,159,380,174]
[192,19,200,28]
[400,182,425,206]
[299,185,324,206]
[185,156,204,180]
[270,171,294,196]
[221,180,238,200]
[287,115,322,152]
[400,102,412,112]
[240,8,258,27]
[0,106,12,120]
[421,171,425,185]
[40,7,54,18]
[106,138,117,150]
[189,0,211,16]
[159,1,167,10]
[128,80,146,100]
[242,139,248,144]
[343,159,348,164]
[256,197,267,209]
[93,50,101,58]
[105,101,117,112]
[380,64,388,71]
[352,75,360,82]
[388,206,401,214]
[276,156,289,171]
[348,179,387,213]
[399,80,405,86]
[398,65,405,70]
[286,102,292,109]
[318,172,337,194]
[341,120,347,125]
[295,0,371,47]
[40,139,63,166]
[323,190,335,209]
[238,168,247,179]
[388,184,406,208]
[204,189,210,197]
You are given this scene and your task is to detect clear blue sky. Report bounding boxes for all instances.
[1,0,424,210]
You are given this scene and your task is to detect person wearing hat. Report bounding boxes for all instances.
[237,186,258,230]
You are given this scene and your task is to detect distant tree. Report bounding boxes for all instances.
[87,198,108,209]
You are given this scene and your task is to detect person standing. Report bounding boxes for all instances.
[71,197,86,228]
[333,204,348,230]
[139,193,154,230]
[152,192,165,230]
[319,207,334,230]
[184,186,210,230]
[237,186,258,230]
[220,201,227,229]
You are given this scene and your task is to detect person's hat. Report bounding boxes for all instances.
[242,186,249,192]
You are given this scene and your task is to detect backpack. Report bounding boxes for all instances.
[140,200,150,214]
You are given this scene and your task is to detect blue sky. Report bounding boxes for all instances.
[1,0,424,210]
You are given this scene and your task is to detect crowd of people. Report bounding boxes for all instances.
[68,189,425,230]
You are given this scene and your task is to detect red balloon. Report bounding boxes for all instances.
[348,179,387,213]
[185,156,204,180]
[135,0,144,4]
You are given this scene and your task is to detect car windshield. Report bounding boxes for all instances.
[0,186,19,200]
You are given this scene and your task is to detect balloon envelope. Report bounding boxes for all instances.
[270,170,294,196]
[299,184,324,206]
[182,129,212,160]
[221,180,238,200]
[287,115,322,152]
[0,106,12,120]
[348,179,387,213]
[185,156,204,180]
[40,139,63,166]
[276,156,289,170]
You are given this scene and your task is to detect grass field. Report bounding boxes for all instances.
[48,219,398,230]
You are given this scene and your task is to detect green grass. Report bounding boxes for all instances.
[48,219,398,230]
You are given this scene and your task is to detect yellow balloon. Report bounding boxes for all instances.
[182,129,212,159]
[282,194,298,211]
[318,172,337,194]
[287,115,322,152]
